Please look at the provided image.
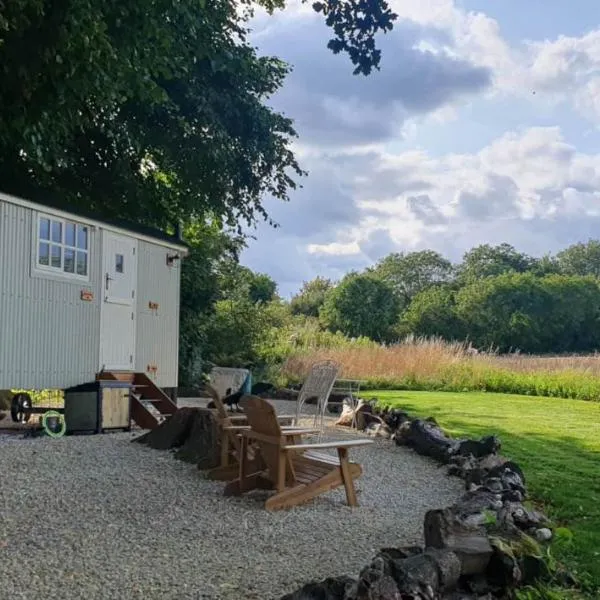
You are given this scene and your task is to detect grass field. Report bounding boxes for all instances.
[375,390,600,596]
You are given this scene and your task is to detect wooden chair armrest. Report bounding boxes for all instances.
[226,414,292,423]
[280,428,321,436]
[226,426,316,434]
[283,439,373,451]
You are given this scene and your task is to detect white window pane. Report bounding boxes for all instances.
[76,251,87,276]
[39,218,50,241]
[77,226,88,250]
[64,248,75,273]
[51,221,62,243]
[65,223,76,247]
[50,245,61,268]
[115,253,124,273]
[39,243,49,266]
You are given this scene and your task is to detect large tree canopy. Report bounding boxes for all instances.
[0,0,396,231]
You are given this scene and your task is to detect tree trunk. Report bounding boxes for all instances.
[134,407,221,469]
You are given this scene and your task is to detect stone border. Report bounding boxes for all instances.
[280,401,567,600]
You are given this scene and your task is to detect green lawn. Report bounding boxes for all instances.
[375,390,600,595]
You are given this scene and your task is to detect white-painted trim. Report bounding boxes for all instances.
[32,212,91,283]
[1,190,189,254]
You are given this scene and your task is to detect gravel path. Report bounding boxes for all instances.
[0,399,462,600]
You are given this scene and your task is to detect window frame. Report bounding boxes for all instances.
[33,212,91,282]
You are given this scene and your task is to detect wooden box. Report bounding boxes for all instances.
[64,380,131,434]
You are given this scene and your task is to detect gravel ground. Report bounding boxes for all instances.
[0,399,463,600]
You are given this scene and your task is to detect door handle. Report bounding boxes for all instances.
[105,273,114,290]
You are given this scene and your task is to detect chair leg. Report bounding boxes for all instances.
[338,448,359,507]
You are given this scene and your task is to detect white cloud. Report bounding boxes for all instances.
[240,2,600,296]
[242,126,600,295]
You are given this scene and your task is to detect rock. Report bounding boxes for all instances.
[482,477,504,494]
[364,422,392,439]
[424,509,494,576]
[280,576,356,600]
[520,554,551,584]
[486,544,522,590]
[534,528,552,542]
[456,436,501,459]
[391,549,462,595]
[348,569,401,600]
[508,504,548,530]
[393,422,412,445]
[379,408,411,432]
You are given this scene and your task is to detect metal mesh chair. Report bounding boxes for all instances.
[295,359,340,438]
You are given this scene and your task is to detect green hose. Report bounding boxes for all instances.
[41,410,66,438]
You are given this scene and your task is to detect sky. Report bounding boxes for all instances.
[239,0,600,298]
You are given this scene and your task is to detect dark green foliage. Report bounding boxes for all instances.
[0,0,303,231]
[290,276,333,317]
[371,250,454,305]
[178,221,246,387]
[457,243,538,284]
[320,273,399,341]
[400,285,464,340]
[556,240,600,278]
[311,0,397,75]
[453,273,600,353]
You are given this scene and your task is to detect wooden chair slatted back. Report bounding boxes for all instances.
[204,384,242,456]
[243,395,288,484]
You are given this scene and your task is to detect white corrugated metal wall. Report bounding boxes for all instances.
[0,200,102,389]
[134,240,181,388]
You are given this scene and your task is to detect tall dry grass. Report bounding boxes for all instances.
[281,336,472,382]
[280,336,600,400]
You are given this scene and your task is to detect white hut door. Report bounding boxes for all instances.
[99,232,137,371]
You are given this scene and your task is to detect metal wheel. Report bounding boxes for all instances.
[10,392,32,423]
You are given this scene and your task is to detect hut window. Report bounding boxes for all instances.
[36,214,89,279]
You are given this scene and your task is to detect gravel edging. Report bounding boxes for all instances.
[0,400,463,600]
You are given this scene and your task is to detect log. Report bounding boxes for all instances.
[402,419,457,463]
[133,407,221,468]
[424,508,494,576]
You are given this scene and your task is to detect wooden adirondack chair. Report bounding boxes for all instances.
[223,395,373,510]
[202,384,302,482]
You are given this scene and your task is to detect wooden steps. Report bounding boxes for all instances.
[96,371,177,430]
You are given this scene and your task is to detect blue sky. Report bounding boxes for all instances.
[240,0,600,298]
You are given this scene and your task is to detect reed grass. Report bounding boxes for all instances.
[280,337,600,401]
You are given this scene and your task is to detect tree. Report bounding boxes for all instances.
[248,272,278,304]
[556,240,600,278]
[538,275,600,352]
[400,286,464,341]
[217,263,277,304]
[371,250,454,305]
[178,220,245,386]
[455,273,552,353]
[457,243,536,284]
[290,277,333,317]
[0,0,396,232]
[319,273,399,341]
